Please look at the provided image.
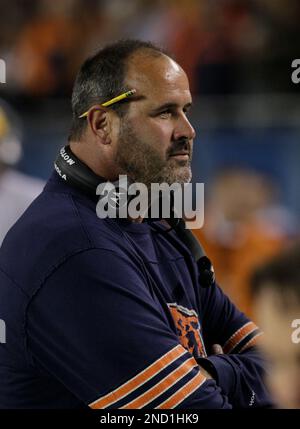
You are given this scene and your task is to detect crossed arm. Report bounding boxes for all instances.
[25,248,272,408]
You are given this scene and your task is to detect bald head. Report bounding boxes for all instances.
[126,51,188,98]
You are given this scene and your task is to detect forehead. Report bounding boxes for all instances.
[125,53,191,105]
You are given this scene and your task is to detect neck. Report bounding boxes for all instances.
[128,216,144,224]
[69,140,119,181]
[69,142,143,223]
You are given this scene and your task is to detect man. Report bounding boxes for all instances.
[0,40,271,409]
[251,244,300,408]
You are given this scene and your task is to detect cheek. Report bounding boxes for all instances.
[127,114,174,157]
[143,119,173,147]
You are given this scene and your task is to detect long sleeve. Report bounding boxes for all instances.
[199,282,273,408]
[25,248,235,409]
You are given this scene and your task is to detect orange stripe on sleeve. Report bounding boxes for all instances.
[122,357,197,409]
[156,371,207,409]
[239,331,264,352]
[223,322,258,354]
[89,344,186,409]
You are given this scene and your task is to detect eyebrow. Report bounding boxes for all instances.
[151,101,192,113]
[126,94,147,103]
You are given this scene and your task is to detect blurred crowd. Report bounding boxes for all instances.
[0,100,44,244]
[193,167,298,319]
[1,0,300,98]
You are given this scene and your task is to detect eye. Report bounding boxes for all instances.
[159,109,172,119]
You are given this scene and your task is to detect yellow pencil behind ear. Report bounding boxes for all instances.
[79,89,136,118]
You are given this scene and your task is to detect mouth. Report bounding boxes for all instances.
[169,152,190,161]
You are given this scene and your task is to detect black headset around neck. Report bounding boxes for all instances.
[54,145,215,288]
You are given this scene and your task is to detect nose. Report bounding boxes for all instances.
[173,113,196,142]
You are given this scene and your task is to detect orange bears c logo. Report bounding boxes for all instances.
[168,303,207,358]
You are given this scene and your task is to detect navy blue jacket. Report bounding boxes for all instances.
[0,171,272,408]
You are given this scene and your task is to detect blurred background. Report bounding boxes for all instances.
[0,0,300,318]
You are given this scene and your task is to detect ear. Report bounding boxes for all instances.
[87,106,111,145]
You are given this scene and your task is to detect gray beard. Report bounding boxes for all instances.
[115,121,192,189]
